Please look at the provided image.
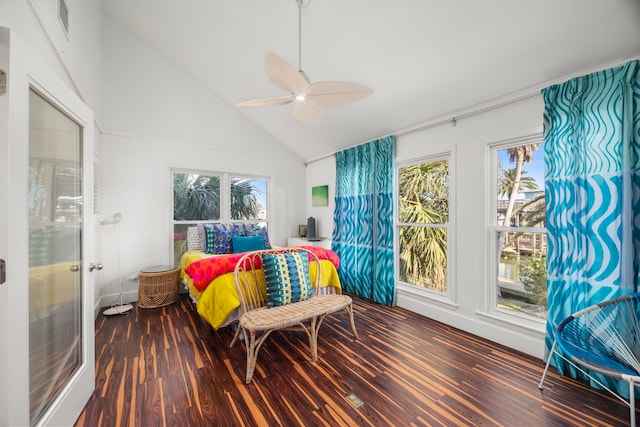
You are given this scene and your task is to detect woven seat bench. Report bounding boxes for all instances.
[230,247,358,384]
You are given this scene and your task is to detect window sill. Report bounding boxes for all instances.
[475,309,546,336]
[396,282,458,310]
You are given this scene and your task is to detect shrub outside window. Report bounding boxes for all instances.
[397,159,449,293]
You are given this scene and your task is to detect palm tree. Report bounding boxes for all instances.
[498,168,538,227]
[230,178,262,220]
[173,174,262,265]
[498,168,538,201]
[501,145,539,228]
[398,161,448,291]
[173,174,261,221]
[517,194,546,228]
[495,144,539,297]
[173,174,221,221]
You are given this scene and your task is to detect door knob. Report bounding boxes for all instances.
[69,264,81,272]
[88,262,103,272]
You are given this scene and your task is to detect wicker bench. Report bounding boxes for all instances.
[229,247,358,384]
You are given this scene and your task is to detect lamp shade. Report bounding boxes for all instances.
[100,212,122,225]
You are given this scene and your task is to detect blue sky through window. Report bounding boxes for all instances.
[253,179,267,211]
[497,143,545,190]
[231,176,268,220]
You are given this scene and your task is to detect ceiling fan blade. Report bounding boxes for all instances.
[292,100,325,125]
[236,96,293,107]
[265,52,310,95]
[307,81,373,107]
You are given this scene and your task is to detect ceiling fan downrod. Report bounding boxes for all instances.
[296,0,310,75]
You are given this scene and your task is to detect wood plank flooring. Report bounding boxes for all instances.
[75,294,634,426]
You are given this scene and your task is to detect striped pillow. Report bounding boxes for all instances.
[262,251,313,307]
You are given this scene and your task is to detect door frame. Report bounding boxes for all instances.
[0,27,95,427]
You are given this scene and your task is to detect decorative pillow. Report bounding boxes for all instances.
[204,226,217,254]
[202,223,261,254]
[249,226,272,249]
[186,227,204,251]
[201,224,225,254]
[217,224,250,254]
[232,235,265,253]
[197,223,209,248]
[236,222,257,235]
[214,224,233,254]
[262,251,313,307]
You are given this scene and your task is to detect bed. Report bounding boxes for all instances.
[178,224,342,330]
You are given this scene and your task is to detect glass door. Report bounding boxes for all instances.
[28,89,84,425]
[0,27,95,427]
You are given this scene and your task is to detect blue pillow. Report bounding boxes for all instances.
[232,235,265,253]
[249,226,272,249]
[262,251,313,307]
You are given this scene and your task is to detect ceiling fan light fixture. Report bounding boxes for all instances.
[236,0,372,124]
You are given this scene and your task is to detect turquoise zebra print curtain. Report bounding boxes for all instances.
[544,60,640,395]
[332,136,395,305]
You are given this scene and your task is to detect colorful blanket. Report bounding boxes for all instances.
[185,246,339,292]
[180,247,342,330]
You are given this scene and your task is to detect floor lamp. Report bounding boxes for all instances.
[101,212,133,315]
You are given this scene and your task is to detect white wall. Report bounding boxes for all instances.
[99,18,307,304]
[0,0,103,121]
[305,157,336,239]
[2,0,627,360]
[396,95,546,359]
[0,3,308,309]
[305,94,549,359]
[0,0,103,311]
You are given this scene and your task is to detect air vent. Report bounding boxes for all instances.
[344,393,364,409]
[58,0,69,36]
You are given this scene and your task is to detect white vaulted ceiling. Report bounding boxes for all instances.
[101,0,640,161]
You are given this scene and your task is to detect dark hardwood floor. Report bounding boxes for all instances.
[75,294,633,426]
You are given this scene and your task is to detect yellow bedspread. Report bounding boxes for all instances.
[180,250,342,330]
[29,261,80,313]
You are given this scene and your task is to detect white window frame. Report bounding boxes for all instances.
[170,168,271,264]
[228,173,270,223]
[484,135,546,331]
[395,151,456,306]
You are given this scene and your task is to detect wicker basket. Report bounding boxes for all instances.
[138,266,180,308]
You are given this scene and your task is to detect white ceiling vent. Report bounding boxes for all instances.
[58,0,69,37]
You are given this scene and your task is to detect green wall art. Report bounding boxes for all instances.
[312,185,329,207]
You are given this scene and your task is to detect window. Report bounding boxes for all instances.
[171,170,269,265]
[30,160,82,224]
[397,157,449,294]
[173,172,221,221]
[230,176,267,221]
[490,140,547,320]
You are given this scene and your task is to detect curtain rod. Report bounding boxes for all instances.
[304,91,540,165]
[305,54,640,166]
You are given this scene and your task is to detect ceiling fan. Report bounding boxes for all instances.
[236,0,373,125]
